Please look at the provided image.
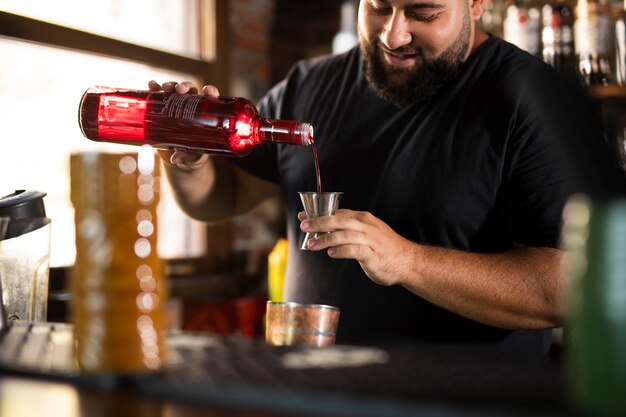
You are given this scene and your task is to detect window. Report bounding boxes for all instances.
[1,0,201,58]
[0,2,228,267]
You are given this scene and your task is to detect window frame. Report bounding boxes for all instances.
[0,3,230,90]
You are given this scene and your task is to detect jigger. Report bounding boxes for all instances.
[299,192,343,250]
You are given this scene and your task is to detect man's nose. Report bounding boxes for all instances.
[380,12,412,49]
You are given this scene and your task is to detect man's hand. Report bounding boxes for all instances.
[299,209,416,286]
[148,80,220,171]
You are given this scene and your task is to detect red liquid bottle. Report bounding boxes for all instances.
[78,86,314,157]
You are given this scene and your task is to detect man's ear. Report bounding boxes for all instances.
[469,0,485,21]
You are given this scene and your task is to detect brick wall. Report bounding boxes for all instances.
[269,0,340,86]
[229,0,276,100]
[229,0,341,102]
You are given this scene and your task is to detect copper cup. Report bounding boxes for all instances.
[265,301,340,347]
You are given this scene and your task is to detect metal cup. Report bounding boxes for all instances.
[298,192,343,250]
[265,301,340,347]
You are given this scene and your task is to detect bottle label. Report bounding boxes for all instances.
[148,93,228,130]
[160,94,204,120]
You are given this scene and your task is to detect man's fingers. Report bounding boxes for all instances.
[175,81,199,94]
[148,80,162,91]
[161,81,179,92]
[202,85,220,97]
[150,80,210,96]
[168,148,209,171]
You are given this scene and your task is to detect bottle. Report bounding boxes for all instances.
[332,1,358,54]
[542,0,577,76]
[574,0,613,85]
[78,86,314,157]
[267,238,288,302]
[480,0,505,38]
[503,0,542,56]
[563,196,626,415]
[615,0,626,84]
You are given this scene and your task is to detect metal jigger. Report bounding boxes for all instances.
[299,192,343,250]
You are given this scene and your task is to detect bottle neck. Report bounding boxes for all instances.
[258,119,314,146]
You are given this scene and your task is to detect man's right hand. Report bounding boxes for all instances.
[148,80,220,171]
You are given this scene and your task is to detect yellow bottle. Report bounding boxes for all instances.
[267,238,288,302]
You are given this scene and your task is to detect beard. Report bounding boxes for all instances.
[360,8,472,107]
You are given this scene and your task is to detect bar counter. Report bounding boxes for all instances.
[0,328,590,417]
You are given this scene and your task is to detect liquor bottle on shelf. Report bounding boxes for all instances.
[480,0,505,38]
[542,0,577,76]
[574,0,614,85]
[332,0,358,55]
[615,0,626,84]
[503,0,542,56]
[78,86,314,157]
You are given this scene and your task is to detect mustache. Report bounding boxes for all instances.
[374,37,422,55]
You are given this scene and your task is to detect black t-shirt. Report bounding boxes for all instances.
[234,36,624,353]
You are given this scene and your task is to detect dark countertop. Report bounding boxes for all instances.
[0,324,591,417]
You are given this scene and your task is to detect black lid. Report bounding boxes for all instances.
[0,190,47,218]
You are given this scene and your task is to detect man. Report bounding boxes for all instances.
[153,0,624,353]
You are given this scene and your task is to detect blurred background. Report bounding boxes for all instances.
[1,3,625,415]
[1,0,625,337]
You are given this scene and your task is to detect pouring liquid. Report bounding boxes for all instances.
[311,139,322,193]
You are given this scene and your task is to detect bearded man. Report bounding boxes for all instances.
[154,0,625,353]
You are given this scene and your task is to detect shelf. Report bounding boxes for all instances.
[586,84,626,100]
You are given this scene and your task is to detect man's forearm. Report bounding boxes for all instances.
[301,209,563,330]
[160,150,282,222]
[161,154,236,222]
[401,244,564,329]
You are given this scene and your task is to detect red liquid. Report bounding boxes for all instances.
[311,139,322,193]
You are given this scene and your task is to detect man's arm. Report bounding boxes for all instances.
[398,243,562,329]
[161,152,280,222]
[152,80,281,221]
[300,209,563,329]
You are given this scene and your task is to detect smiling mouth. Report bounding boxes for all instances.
[382,50,421,67]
